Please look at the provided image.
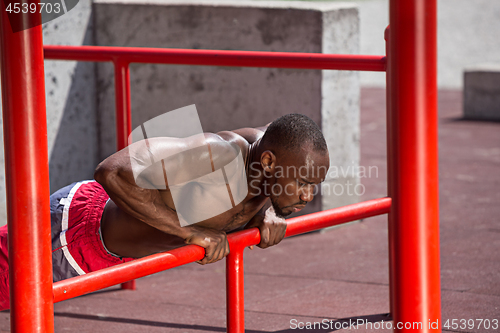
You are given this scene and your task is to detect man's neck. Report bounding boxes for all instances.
[245,138,267,198]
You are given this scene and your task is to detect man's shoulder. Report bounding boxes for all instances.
[201,132,247,162]
[215,127,265,146]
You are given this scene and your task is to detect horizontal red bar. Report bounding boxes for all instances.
[52,197,391,303]
[286,197,392,237]
[43,45,386,72]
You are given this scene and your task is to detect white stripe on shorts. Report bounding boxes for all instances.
[59,180,93,276]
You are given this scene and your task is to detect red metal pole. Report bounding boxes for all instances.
[54,244,206,302]
[44,45,387,72]
[285,197,391,237]
[0,5,54,332]
[387,0,441,331]
[120,279,136,290]
[226,247,245,333]
[114,60,132,152]
[113,60,135,290]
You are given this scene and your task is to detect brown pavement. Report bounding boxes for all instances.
[0,88,498,332]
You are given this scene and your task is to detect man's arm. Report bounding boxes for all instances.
[244,201,287,249]
[94,148,187,238]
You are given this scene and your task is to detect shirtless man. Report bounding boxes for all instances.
[96,113,330,264]
[0,113,329,309]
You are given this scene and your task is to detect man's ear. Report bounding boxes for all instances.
[260,150,276,174]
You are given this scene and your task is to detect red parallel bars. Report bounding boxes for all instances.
[42,47,386,152]
[43,45,386,152]
[0,6,54,333]
[387,1,441,332]
[52,197,392,302]
[50,197,392,332]
[43,45,388,300]
[0,0,441,329]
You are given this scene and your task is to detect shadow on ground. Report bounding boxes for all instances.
[53,311,391,332]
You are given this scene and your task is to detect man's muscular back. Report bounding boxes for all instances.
[96,127,269,260]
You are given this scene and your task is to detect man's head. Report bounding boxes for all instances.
[257,114,330,217]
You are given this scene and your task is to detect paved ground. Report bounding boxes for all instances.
[1,88,499,332]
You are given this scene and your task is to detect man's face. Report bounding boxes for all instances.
[268,146,329,218]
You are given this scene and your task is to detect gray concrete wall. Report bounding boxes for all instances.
[0,0,97,226]
[43,0,99,194]
[94,0,360,212]
[320,6,360,209]
[359,0,500,89]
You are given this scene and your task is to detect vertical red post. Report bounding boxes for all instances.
[0,6,54,332]
[387,0,441,331]
[113,59,136,290]
[226,248,245,333]
[114,59,132,151]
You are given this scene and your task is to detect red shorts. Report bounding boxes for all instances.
[0,181,134,311]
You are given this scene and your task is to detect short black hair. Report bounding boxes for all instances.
[260,114,328,153]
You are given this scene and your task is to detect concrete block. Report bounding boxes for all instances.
[464,64,500,120]
[94,0,360,213]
